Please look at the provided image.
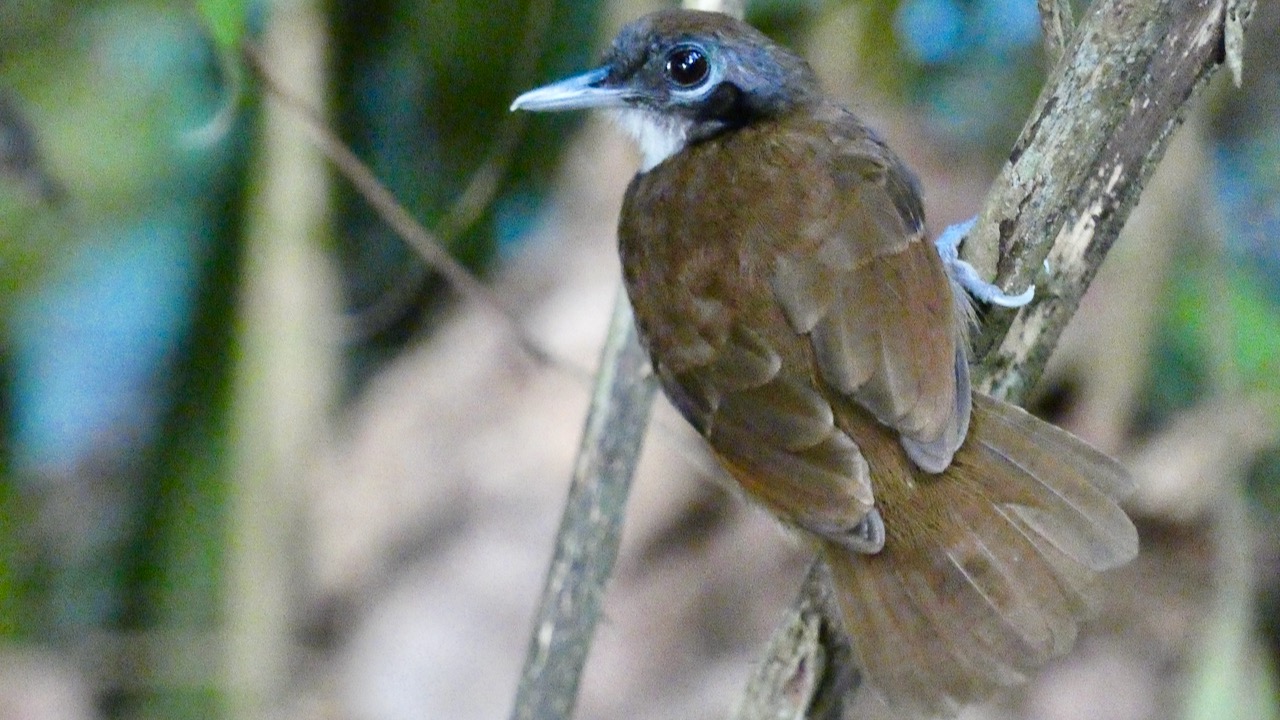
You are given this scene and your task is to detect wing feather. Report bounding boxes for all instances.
[764,117,969,470]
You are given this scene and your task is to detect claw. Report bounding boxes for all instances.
[841,508,885,555]
[935,217,1035,309]
[980,280,1035,308]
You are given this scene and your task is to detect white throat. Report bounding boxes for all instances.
[612,108,692,171]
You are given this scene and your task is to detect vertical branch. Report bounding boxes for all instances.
[732,562,859,720]
[228,2,338,717]
[509,290,658,720]
[507,6,736,719]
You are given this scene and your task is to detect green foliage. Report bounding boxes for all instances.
[1161,258,1280,416]
[0,3,248,717]
[327,0,605,384]
[114,229,242,719]
[746,0,823,48]
[0,348,26,639]
[1185,584,1280,720]
[196,0,250,51]
[1,0,608,714]
[845,0,908,92]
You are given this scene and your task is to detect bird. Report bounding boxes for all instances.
[511,9,1138,717]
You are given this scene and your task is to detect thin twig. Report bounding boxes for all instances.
[241,41,590,381]
[315,0,555,342]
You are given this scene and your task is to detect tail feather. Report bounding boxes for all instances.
[971,394,1136,571]
[826,393,1138,717]
[973,393,1135,499]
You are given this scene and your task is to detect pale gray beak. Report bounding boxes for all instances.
[510,67,628,112]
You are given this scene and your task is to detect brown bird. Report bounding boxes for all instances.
[512,9,1138,717]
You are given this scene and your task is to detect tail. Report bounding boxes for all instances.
[823,393,1138,718]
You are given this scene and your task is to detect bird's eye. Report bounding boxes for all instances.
[664,46,709,88]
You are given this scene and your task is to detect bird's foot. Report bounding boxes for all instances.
[935,217,1035,308]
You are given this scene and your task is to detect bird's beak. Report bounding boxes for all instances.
[510,67,628,112]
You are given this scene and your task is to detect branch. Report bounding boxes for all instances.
[967,0,1256,403]
[1036,0,1073,66]
[508,3,734,718]
[732,562,859,720]
[739,0,1255,715]
[508,289,658,720]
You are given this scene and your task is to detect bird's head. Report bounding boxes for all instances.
[511,9,821,170]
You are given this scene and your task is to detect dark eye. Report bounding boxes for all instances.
[664,46,709,88]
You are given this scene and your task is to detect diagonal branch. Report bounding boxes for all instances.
[740,0,1255,715]
[241,41,590,381]
[967,0,1255,404]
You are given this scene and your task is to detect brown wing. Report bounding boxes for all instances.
[664,327,876,538]
[763,110,970,472]
[619,126,876,541]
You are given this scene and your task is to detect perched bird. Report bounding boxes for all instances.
[512,9,1138,717]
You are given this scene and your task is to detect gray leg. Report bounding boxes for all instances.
[935,218,1035,308]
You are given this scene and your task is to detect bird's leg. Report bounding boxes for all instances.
[935,217,1035,308]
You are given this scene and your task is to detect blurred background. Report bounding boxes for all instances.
[1,0,1279,718]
